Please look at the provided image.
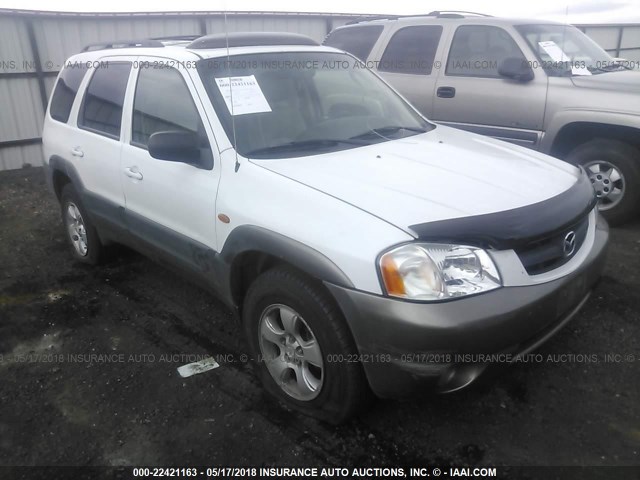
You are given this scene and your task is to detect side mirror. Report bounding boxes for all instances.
[498,57,534,82]
[148,131,201,165]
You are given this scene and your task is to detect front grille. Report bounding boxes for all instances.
[515,214,590,275]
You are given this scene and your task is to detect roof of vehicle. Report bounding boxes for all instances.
[188,32,318,49]
[65,43,344,67]
[336,13,568,28]
[66,32,342,65]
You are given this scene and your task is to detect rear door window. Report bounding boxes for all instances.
[323,25,384,61]
[378,26,443,75]
[79,62,132,139]
[49,64,88,123]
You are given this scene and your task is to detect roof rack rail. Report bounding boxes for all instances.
[345,14,401,25]
[151,35,202,42]
[81,39,164,52]
[187,32,318,49]
[427,10,492,18]
[151,34,202,45]
[345,10,491,25]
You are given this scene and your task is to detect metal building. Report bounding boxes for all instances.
[0,8,639,171]
[579,24,640,60]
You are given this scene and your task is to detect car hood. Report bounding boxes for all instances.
[249,125,580,235]
[571,69,640,93]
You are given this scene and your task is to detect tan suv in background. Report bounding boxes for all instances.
[325,11,640,225]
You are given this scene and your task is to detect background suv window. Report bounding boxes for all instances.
[323,25,384,61]
[79,62,131,139]
[132,66,206,149]
[379,26,443,75]
[49,64,88,123]
[446,25,526,78]
[516,24,614,76]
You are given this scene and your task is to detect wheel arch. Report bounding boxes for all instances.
[550,122,640,160]
[218,226,354,313]
[48,155,85,201]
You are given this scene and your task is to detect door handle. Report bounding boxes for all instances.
[70,147,84,158]
[124,167,143,181]
[437,86,456,98]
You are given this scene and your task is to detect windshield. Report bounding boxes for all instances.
[516,24,621,76]
[197,52,432,158]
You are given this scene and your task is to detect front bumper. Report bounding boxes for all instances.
[326,216,609,398]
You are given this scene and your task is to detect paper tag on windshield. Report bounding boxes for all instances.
[538,41,591,76]
[215,75,272,115]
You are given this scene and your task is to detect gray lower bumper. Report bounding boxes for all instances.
[326,217,609,398]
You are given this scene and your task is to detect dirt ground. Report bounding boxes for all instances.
[1,167,639,471]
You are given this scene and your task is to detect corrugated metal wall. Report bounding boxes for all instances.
[0,9,638,171]
[578,24,640,60]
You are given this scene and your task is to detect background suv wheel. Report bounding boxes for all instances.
[567,139,640,226]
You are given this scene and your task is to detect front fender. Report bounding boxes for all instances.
[214,225,354,310]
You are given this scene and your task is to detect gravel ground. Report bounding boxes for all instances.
[0,167,639,471]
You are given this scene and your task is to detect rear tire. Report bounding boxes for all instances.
[566,139,640,226]
[60,184,104,265]
[242,267,370,423]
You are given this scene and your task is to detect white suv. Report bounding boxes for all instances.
[43,32,608,423]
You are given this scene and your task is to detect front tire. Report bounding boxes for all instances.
[60,184,104,265]
[242,267,370,423]
[566,139,640,226]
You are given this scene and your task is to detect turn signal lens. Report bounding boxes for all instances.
[380,254,406,297]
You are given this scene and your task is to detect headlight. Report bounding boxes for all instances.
[379,243,501,301]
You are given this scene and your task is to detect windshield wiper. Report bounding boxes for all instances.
[350,126,429,140]
[244,138,368,157]
[587,63,632,74]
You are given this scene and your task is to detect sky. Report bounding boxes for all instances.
[0,0,639,23]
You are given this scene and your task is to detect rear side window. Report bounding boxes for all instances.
[446,25,526,78]
[379,26,443,75]
[49,64,88,123]
[131,66,206,149]
[79,62,132,139]
[323,25,384,61]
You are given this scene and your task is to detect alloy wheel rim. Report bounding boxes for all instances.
[65,202,88,256]
[258,304,324,401]
[585,160,625,211]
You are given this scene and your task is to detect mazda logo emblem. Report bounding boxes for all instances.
[563,231,576,257]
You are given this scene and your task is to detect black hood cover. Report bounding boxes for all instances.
[409,169,597,250]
